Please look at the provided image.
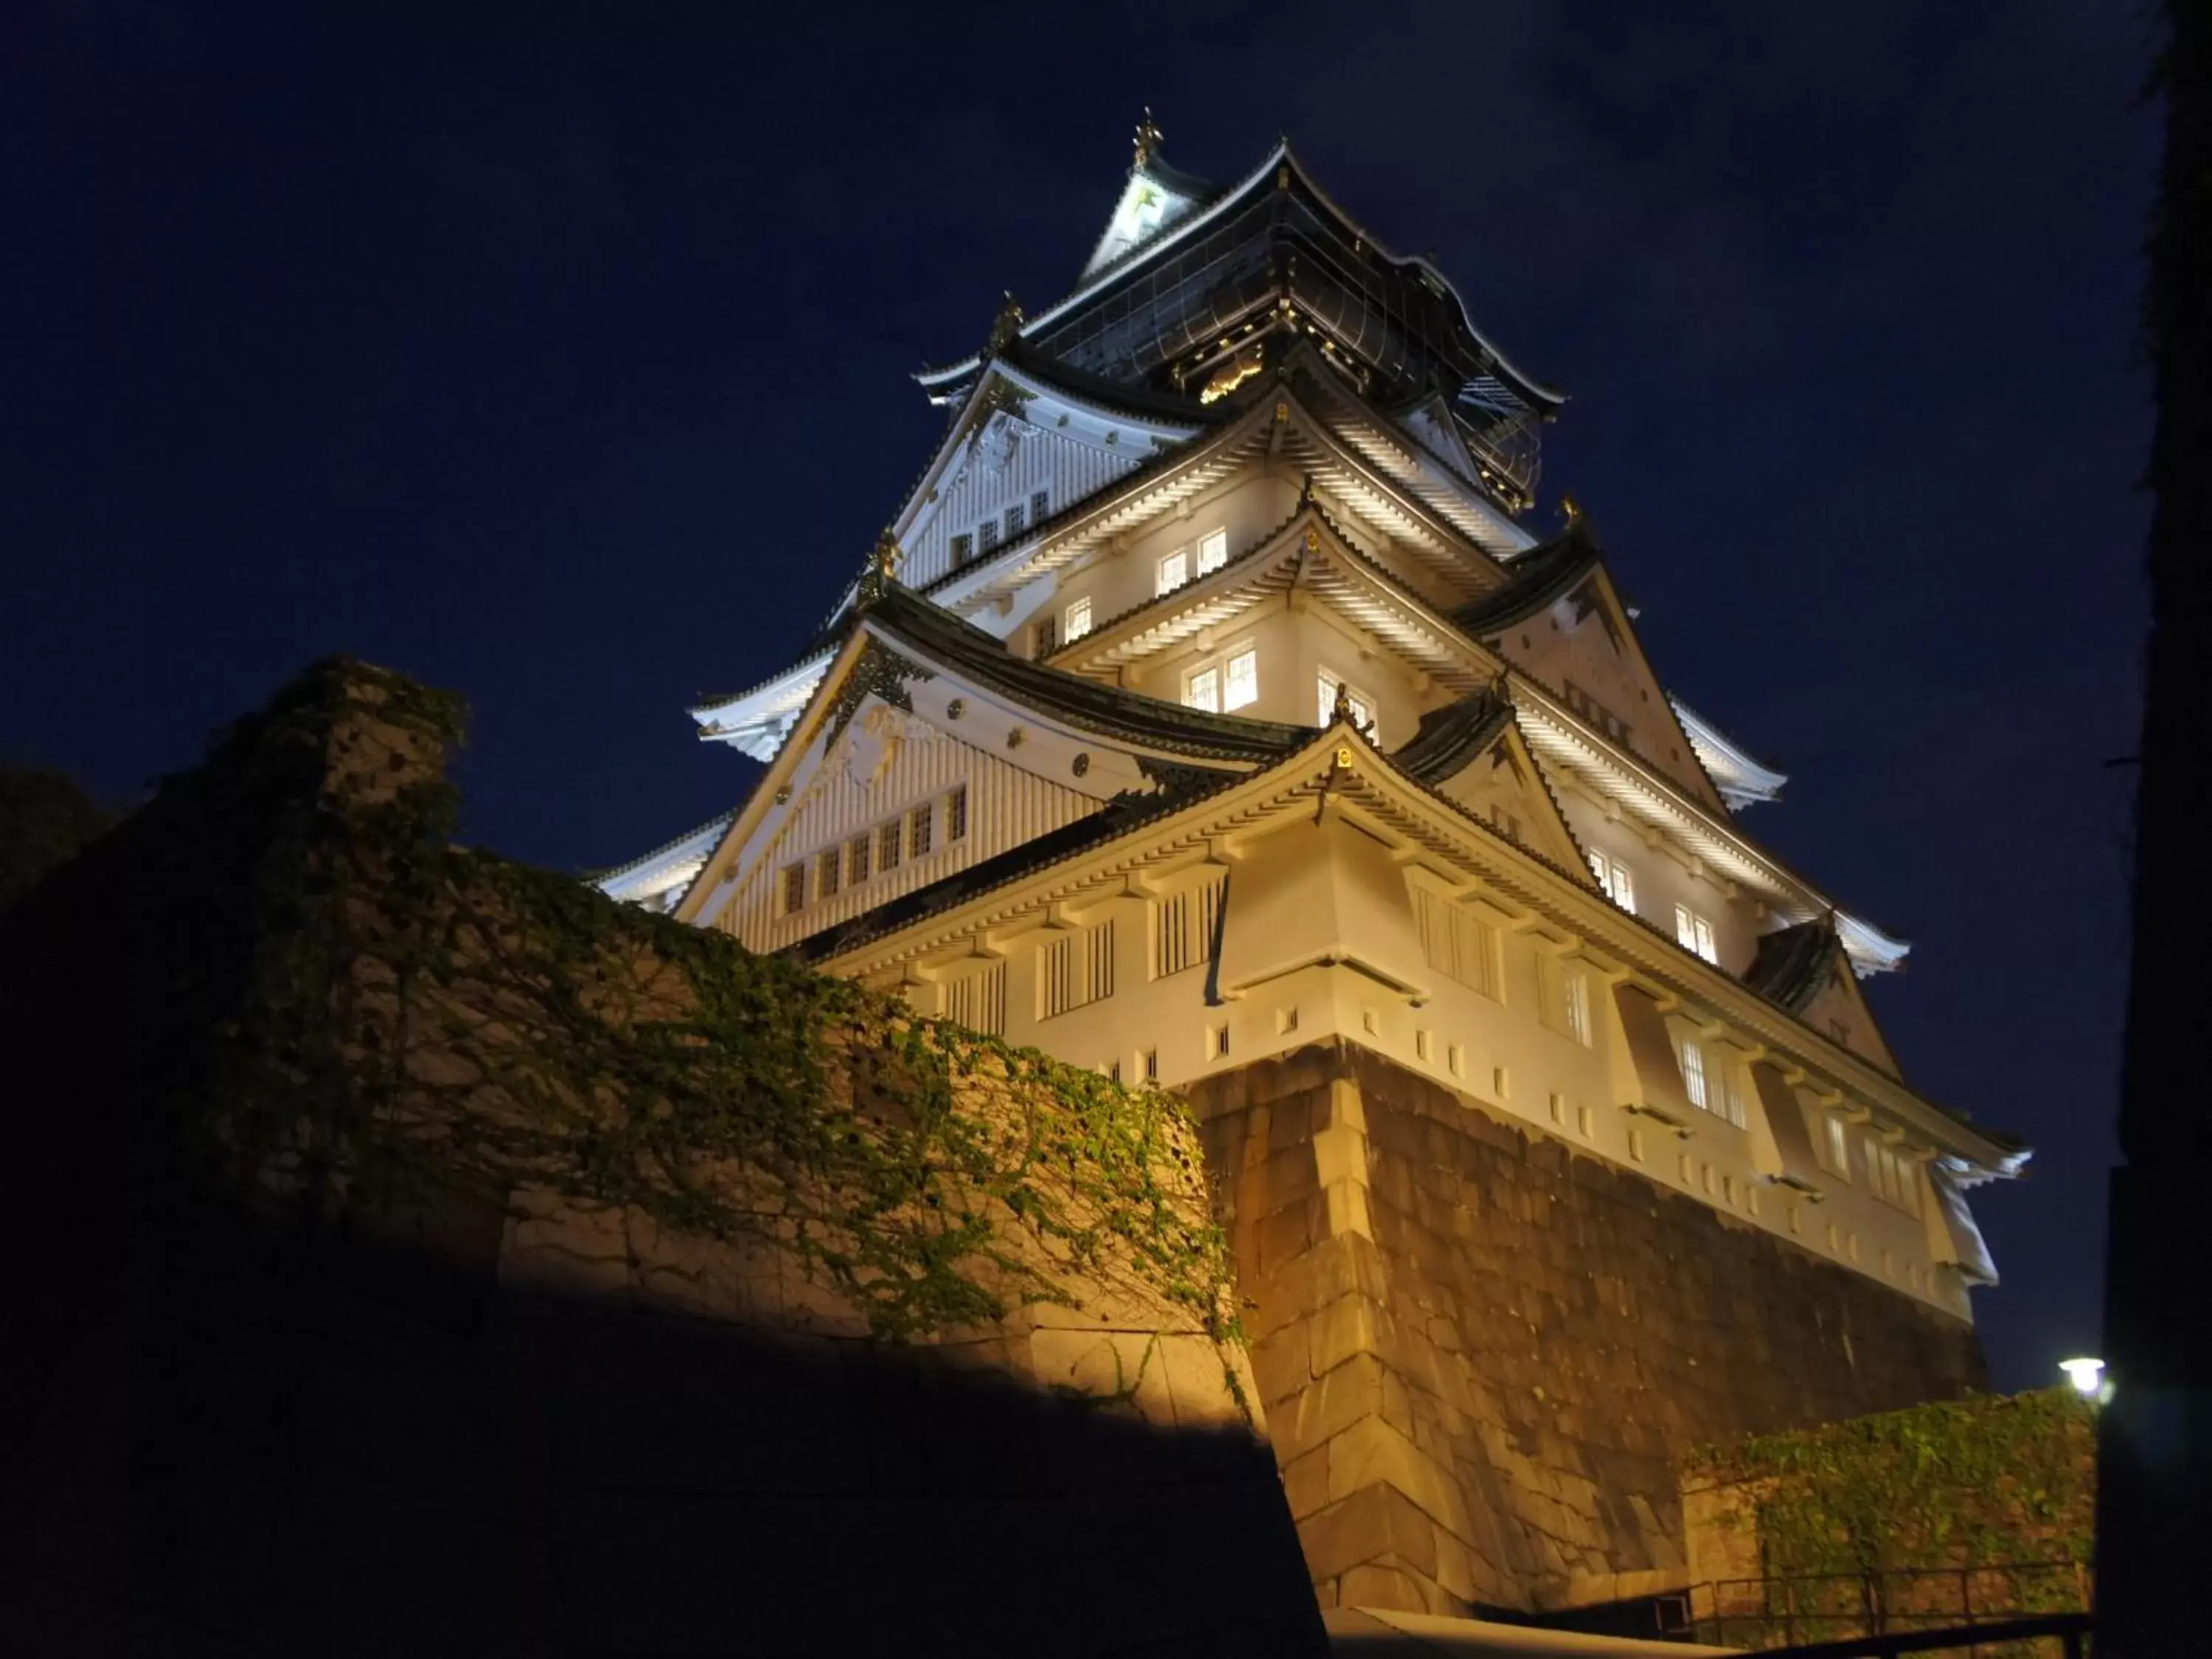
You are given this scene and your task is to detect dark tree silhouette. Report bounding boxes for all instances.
[2098,0,2212,1650]
[0,764,116,913]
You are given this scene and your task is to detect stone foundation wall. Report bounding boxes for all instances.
[1186,1041,1986,1618]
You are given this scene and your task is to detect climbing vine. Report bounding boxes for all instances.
[1684,1389,2095,1644]
[180,659,1244,1402]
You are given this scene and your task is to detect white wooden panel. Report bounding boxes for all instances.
[905,420,1148,589]
[710,712,1098,953]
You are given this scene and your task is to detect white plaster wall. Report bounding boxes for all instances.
[885,819,1967,1321]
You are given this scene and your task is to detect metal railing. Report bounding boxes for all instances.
[1747,1611,2092,1658]
[1686,1559,2092,1653]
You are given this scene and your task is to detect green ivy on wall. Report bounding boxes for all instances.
[1685,1388,2095,1644]
[175,660,1245,1405]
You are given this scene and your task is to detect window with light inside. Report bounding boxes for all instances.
[1587,849,1636,911]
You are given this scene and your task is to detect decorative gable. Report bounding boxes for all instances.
[1744,919,1902,1078]
[1395,694,1587,878]
[1481,554,1728,814]
[700,700,1101,953]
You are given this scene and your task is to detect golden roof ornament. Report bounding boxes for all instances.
[1133,108,1164,170]
[855,526,903,607]
[987,291,1024,357]
[1329,675,1371,737]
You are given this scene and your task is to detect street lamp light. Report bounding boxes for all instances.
[2059,1357,2106,1398]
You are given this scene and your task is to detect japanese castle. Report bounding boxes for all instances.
[599,122,2025,1611]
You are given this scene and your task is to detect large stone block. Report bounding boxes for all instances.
[1191,1040,1988,1617]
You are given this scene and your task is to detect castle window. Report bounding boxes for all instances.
[1033,613,1058,656]
[978,518,1002,554]
[1540,957,1593,1046]
[847,835,872,886]
[1676,1035,1708,1110]
[1712,1056,1749,1129]
[1004,501,1027,539]
[1157,547,1188,594]
[1030,487,1050,524]
[1317,670,1375,731]
[781,863,806,914]
[1675,904,1718,964]
[1184,665,1220,712]
[815,849,841,900]
[1415,888,1502,1001]
[1587,849,1636,913]
[1196,526,1228,575]
[1823,1113,1853,1180]
[945,785,968,841]
[950,532,974,568]
[1153,873,1225,978]
[877,818,902,871]
[1865,1138,1921,1214]
[942,961,1006,1035]
[1040,919,1115,1018]
[908,802,934,858]
[1222,647,1258,711]
[1065,596,1093,642]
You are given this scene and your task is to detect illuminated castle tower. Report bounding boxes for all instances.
[601,123,2025,1618]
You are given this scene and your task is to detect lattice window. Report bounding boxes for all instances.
[815,849,841,900]
[1222,648,1257,711]
[781,863,805,915]
[1416,888,1502,1001]
[1157,547,1188,595]
[1677,1035,1708,1110]
[978,518,1002,554]
[950,532,974,568]
[943,961,1006,1035]
[1587,849,1636,912]
[1030,487,1050,525]
[877,818,902,871]
[1195,526,1228,575]
[1064,596,1092,642]
[1154,874,1225,978]
[1004,501,1027,539]
[908,801,934,858]
[945,785,968,841]
[846,835,871,887]
[1040,919,1116,1018]
[1675,904,1718,964]
[1540,957,1593,1046]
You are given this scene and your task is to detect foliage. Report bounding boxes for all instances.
[0,762,119,912]
[1686,1389,2095,1646]
[181,659,1244,1398]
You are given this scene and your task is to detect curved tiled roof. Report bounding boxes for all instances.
[1390,686,1518,785]
[1742,919,1843,1012]
[1452,519,1604,637]
[863,586,1315,765]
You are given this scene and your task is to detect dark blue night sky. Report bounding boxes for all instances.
[1,1,2153,1391]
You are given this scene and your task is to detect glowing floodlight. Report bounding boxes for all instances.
[2059,1357,2105,1397]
